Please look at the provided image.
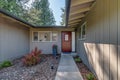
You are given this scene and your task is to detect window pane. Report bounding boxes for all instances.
[79,27,82,39]
[82,25,86,35]
[82,24,86,39]
[39,32,51,42]
[52,32,58,41]
[65,34,69,41]
[33,32,38,41]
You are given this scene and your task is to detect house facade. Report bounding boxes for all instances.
[30,28,75,54]
[0,13,76,61]
[0,14,30,62]
[75,0,120,80]
[0,0,120,80]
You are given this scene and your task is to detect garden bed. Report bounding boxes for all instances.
[74,56,97,80]
[0,54,60,80]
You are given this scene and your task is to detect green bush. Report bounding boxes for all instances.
[86,73,94,80]
[0,61,12,68]
[74,56,81,62]
[74,57,81,62]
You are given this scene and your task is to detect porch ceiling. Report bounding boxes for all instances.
[68,0,96,27]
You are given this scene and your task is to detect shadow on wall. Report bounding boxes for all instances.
[77,0,120,79]
[79,42,119,80]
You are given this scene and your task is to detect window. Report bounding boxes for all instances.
[33,32,38,42]
[79,22,86,40]
[64,34,69,41]
[39,32,51,42]
[52,32,58,41]
[32,31,58,42]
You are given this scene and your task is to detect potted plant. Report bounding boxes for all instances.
[52,44,58,57]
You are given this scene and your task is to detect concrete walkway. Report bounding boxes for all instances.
[55,54,83,80]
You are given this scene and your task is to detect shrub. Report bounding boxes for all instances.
[74,56,82,62]
[22,47,41,66]
[0,61,12,68]
[74,57,81,62]
[86,73,95,80]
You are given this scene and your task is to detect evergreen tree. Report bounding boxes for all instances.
[60,8,66,26]
[0,0,29,20]
[0,0,56,26]
[33,0,56,26]
[0,0,24,17]
[26,8,42,26]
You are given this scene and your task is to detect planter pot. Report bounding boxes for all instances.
[52,46,57,56]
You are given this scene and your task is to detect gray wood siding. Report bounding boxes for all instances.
[0,24,1,61]
[118,0,120,79]
[109,0,118,80]
[77,0,120,80]
[0,16,30,62]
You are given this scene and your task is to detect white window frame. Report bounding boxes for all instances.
[32,31,39,42]
[39,31,52,42]
[52,31,58,42]
[79,22,87,40]
[32,31,58,42]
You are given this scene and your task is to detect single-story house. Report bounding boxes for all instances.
[0,0,120,80]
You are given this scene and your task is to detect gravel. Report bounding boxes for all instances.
[0,55,60,80]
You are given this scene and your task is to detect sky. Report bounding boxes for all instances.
[49,0,65,25]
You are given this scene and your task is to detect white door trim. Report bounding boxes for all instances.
[72,32,75,52]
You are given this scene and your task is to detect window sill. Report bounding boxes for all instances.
[32,41,57,42]
[78,38,86,41]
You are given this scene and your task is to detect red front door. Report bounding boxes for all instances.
[62,31,72,52]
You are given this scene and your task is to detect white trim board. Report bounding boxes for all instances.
[72,32,75,52]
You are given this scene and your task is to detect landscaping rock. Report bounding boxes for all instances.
[0,55,60,80]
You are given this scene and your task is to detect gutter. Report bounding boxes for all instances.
[0,9,35,28]
[66,0,71,27]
